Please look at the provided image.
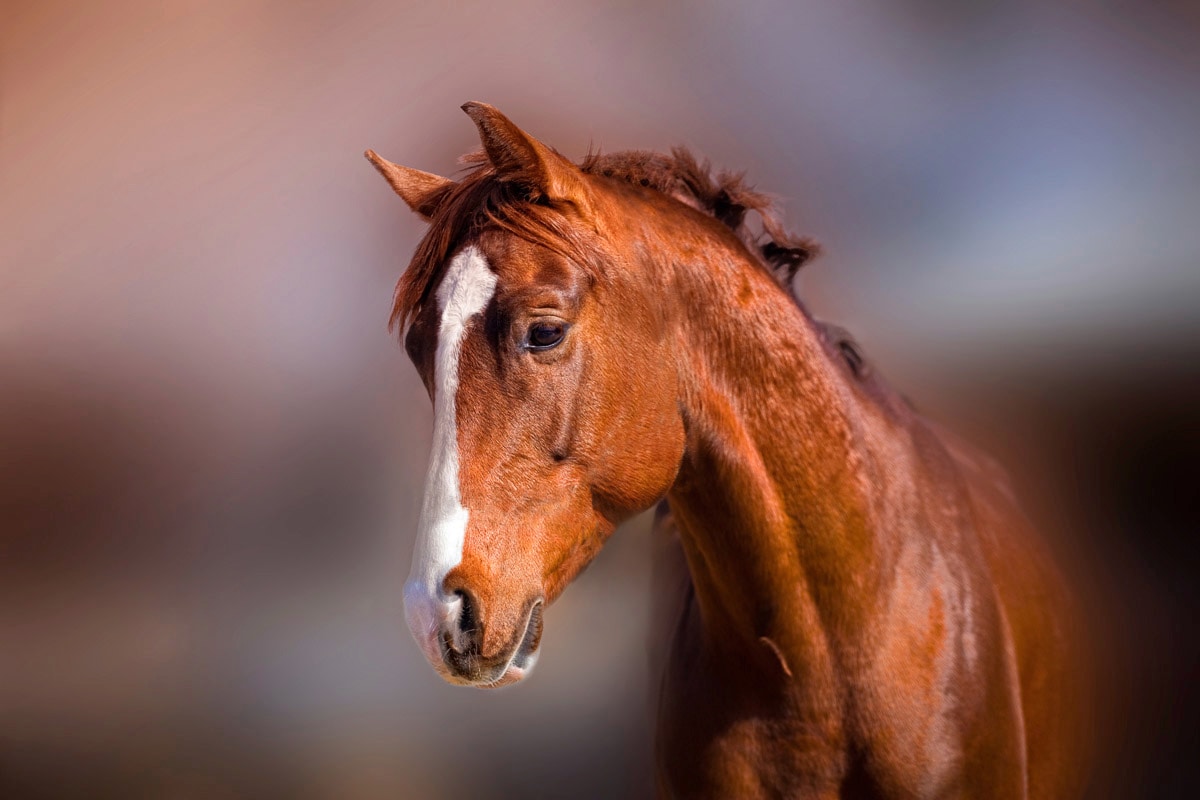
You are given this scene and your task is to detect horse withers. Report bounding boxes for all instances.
[366,103,1088,798]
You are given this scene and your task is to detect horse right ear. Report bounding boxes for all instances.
[461,101,590,209]
[364,150,454,220]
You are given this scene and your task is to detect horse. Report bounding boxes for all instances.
[365,103,1089,798]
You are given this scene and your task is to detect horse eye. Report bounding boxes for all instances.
[526,321,567,350]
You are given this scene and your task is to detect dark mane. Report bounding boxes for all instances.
[580,148,820,284]
[390,147,819,331]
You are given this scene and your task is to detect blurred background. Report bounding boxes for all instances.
[2,1,1197,796]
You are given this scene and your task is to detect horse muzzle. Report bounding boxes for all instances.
[404,582,543,688]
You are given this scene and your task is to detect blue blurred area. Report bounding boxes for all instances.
[2,1,1197,796]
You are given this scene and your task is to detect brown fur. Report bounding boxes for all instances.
[390,146,819,332]
[367,103,1089,798]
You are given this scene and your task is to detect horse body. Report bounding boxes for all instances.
[366,103,1087,797]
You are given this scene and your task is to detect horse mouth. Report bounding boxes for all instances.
[441,599,543,688]
[508,601,543,672]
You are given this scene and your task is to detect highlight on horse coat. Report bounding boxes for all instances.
[367,103,1089,797]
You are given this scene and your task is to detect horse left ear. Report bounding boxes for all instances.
[461,101,590,207]
[364,150,455,220]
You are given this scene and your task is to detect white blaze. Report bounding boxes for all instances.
[404,245,497,661]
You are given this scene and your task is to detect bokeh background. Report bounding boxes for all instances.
[2,1,1197,797]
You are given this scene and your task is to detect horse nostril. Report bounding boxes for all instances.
[452,588,481,654]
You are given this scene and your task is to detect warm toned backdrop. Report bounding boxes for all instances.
[3,1,1197,796]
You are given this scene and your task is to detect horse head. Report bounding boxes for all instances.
[368,103,686,687]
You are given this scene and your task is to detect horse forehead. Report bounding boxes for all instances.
[435,244,498,317]
[404,245,497,371]
[476,235,582,296]
[408,236,582,357]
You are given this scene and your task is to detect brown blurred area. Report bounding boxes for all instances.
[2,1,1197,797]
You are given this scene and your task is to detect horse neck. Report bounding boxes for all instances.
[641,211,907,660]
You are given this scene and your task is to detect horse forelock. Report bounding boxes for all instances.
[390,147,821,333]
[389,158,597,332]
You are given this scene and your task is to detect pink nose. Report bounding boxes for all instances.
[404,580,486,670]
[403,580,463,665]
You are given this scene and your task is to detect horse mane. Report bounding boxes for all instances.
[579,147,820,286]
[389,147,820,331]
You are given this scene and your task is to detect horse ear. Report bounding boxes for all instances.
[461,101,588,206]
[364,150,454,220]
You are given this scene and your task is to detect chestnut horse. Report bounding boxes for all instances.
[366,103,1088,798]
